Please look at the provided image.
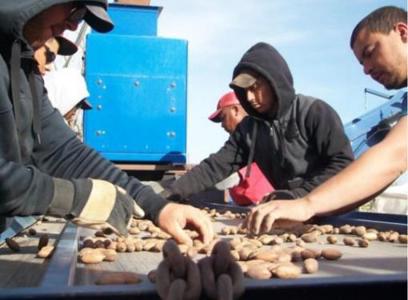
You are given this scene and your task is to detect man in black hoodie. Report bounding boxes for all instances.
[245,6,407,235]
[164,42,354,204]
[0,0,213,245]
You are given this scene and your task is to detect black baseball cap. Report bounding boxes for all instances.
[230,72,257,89]
[84,2,114,33]
[54,36,78,55]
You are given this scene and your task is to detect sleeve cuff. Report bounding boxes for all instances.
[134,187,170,224]
[47,178,75,216]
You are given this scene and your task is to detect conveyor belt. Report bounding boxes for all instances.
[0,211,406,300]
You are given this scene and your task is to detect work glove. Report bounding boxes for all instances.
[49,178,144,236]
[261,189,296,202]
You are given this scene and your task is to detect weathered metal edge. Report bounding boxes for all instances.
[40,221,78,287]
[0,216,38,245]
[0,273,405,299]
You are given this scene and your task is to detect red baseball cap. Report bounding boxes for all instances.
[208,91,240,122]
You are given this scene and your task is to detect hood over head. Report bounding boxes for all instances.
[230,42,296,120]
[0,0,112,147]
[0,0,112,50]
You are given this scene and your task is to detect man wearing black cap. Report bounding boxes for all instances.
[0,0,213,246]
[164,42,354,208]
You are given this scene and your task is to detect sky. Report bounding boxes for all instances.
[144,0,406,164]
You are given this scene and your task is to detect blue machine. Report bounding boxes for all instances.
[84,4,187,164]
[344,90,406,158]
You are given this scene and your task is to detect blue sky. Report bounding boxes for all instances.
[144,1,406,163]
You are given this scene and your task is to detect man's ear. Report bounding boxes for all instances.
[231,105,239,116]
[395,22,407,43]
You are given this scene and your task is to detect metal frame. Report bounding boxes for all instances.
[0,216,38,245]
[39,222,79,288]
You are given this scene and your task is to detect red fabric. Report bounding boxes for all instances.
[229,162,274,206]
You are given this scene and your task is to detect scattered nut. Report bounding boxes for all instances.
[38,234,49,251]
[353,226,366,237]
[362,232,377,241]
[327,235,337,244]
[300,232,318,243]
[246,264,272,280]
[303,258,319,274]
[5,238,20,252]
[28,228,37,236]
[321,248,342,260]
[37,245,55,258]
[95,272,141,285]
[343,237,355,247]
[79,251,105,264]
[398,234,408,244]
[357,239,369,248]
[273,263,301,279]
[388,232,399,243]
[339,225,352,234]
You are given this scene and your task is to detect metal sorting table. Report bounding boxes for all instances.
[0,209,406,300]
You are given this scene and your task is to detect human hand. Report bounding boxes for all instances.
[157,203,214,246]
[244,198,314,235]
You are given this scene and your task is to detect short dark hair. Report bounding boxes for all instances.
[350,6,407,48]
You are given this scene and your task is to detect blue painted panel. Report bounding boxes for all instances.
[107,4,161,36]
[86,35,187,76]
[84,35,188,163]
[344,91,406,158]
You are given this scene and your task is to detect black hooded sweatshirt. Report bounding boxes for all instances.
[167,42,354,200]
[0,0,168,230]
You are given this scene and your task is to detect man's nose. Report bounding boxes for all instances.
[52,21,78,37]
[246,90,254,101]
[64,20,79,31]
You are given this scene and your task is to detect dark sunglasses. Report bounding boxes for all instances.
[44,45,56,64]
[66,6,87,24]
